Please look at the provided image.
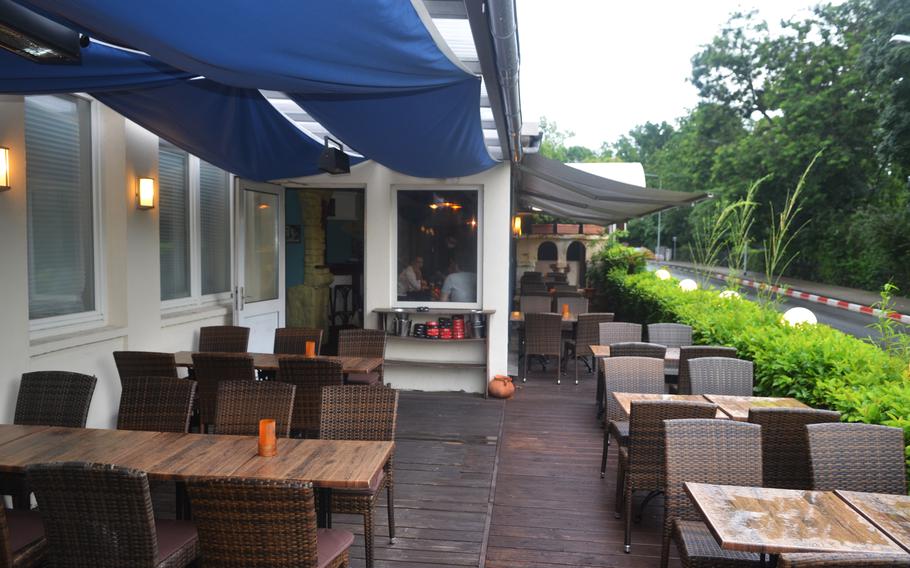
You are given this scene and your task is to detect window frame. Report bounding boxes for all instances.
[391,184,483,310]
[28,94,106,337]
[160,150,233,312]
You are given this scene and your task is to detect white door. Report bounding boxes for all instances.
[234,179,285,353]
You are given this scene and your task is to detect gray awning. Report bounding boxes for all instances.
[518,154,708,224]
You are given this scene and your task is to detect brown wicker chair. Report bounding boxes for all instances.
[198,325,250,353]
[598,322,642,346]
[519,295,552,313]
[14,371,97,428]
[564,313,614,385]
[807,423,907,494]
[600,357,665,478]
[675,346,737,394]
[779,553,910,567]
[277,357,343,438]
[113,351,179,386]
[186,477,353,568]
[213,381,295,438]
[747,407,841,489]
[522,313,564,384]
[0,506,45,568]
[274,327,324,356]
[117,376,197,433]
[610,342,667,359]
[555,296,588,315]
[688,357,753,396]
[619,401,718,554]
[320,386,398,568]
[646,323,693,348]
[338,329,386,386]
[191,353,256,432]
[26,462,198,568]
[662,419,763,568]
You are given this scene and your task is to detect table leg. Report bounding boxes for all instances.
[317,488,333,528]
[596,360,605,420]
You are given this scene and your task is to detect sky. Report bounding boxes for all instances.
[516,0,839,150]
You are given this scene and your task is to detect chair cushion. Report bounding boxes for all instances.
[316,528,354,568]
[675,520,761,567]
[155,519,198,564]
[5,509,44,553]
[609,420,629,445]
[346,372,381,386]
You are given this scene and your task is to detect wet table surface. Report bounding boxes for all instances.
[591,345,680,373]
[611,392,727,420]
[685,482,907,555]
[837,490,910,554]
[702,394,810,421]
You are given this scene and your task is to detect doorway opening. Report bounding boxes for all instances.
[567,241,586,287]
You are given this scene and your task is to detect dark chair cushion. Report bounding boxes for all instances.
[316,528,354,568]
[5,509,44,553]
[155,519,198,564]
[346,372,381,386]
[674,520,761,567]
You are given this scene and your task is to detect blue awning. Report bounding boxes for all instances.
[5,0,495,178]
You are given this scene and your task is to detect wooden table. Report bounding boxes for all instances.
[174,351,382,375]
[611,392,728,420]
[0,425,393,527]
[702,394,809,421]
[509,313,578,324]
[685,482,906,556]
[837,490,910,554]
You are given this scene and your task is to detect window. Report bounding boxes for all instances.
[25,94,96,321]
[159,142,232,305]
[395,188,480,305]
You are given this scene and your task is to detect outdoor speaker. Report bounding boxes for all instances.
[319,136,350,175]
[0,0,81,63]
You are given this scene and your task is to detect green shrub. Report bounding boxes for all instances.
[596,265,910,466]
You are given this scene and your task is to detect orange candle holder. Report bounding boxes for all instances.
[305,340,316,358]
[258,418,277,457]
[511,311,521,320]
[562,303,570,318]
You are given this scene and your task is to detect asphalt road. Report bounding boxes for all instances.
[654,265,910,346]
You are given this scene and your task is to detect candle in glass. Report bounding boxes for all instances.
[511,311,521,320]
[258,418,277,457]
[305,340,316,358]
[562,303,570,318]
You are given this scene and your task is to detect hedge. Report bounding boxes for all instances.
[589,254,910,463]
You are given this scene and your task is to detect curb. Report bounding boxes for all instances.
[664,264,910,325]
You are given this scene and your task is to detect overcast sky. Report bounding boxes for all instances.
[516,0,838,150]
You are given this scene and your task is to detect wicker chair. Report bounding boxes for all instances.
[117,376,197,433]
[198,325,250,353]
[564,313,615,385]
[191,353,256,432]
[599,357,665,478]
[186,477,353,568]
[277,357,343,438]
[779,553,910,567]
[26,462,198,568]
[320,386,398,568]
[610,342,667,359]
[0,505,45,568]
[662,419,763,568]
[807,423,907,494]
[213,381,295,437]
[599,322,642,346]
[113,351,179,386]
[688,357,753,396]
[676,346,737,394]
[14,371,97,428]
[338,329,386,386]
[619,401,718,554]
[556,296,588,315]
[747,407,841,490]
[274,327,324,356]
[522,313,564,384]
[646,323,693,348]
[519,295,552,313]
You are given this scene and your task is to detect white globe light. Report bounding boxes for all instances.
[679,279,698,292]
[782,307,817,326]
[719,290,741,299]
[655,268,671,280]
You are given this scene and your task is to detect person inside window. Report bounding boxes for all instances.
[397,256,425,297]
[441,251,477,302]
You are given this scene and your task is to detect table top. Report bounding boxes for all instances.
[174,351,382,374]
[685,482,905,555]
[702,394,810,421]
[0,425,393,490]
[591,345,680,361]
[509,313,577,324]
[837,490,910,554]
[611,392,727,420]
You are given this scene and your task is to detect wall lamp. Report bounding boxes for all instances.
[0,147,10,191]
[136,176,155,209]
[512,215,522,236]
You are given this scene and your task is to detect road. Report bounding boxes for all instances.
[653,265,910,346]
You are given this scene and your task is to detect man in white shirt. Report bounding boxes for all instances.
[441,253,477,302]
[398,256,424,296]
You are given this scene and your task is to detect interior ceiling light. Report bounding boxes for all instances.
[0,0,82,63]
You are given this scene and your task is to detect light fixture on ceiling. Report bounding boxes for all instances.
[318,136,350,175]
[530,206,542,212]
[0,146,9,191]
[0,0,82,63]
[136,177,154,209]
